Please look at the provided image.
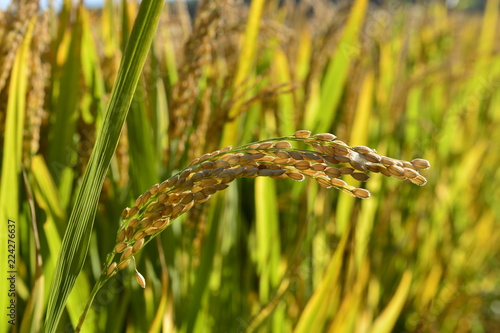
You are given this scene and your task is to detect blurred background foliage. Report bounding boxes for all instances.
[1,0,500,332]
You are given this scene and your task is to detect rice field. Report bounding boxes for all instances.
[1,0,500,332]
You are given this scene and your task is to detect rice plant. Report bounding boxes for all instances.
[1,0,499,332]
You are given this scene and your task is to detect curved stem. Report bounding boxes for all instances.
[75,253,115,332]
[75,274,109,332]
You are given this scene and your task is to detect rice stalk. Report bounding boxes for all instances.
[167,0,225,162]
[0,1,38,92]
[23,11,50,166]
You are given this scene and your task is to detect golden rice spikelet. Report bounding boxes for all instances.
[339,167,354,174]
[330,178,347,187]
[117,259,131,270]
[333,140,348,146]
[293,130,311,138]
[311,163,326,171]
[287,172,305,181]
[288,151,303,160]
[387,165,405,177]
[149,184,159,195]
[332,145,349,155]
[325,167,341,178]
[135,271,146,288]
[352,188,371,199]
[139,217,153,229]
[411,158,431,170]
[153,218,170,230]
[180,168,192,179]
[378,167,392,177]
[334,155,351,163]
[294,160,310,170]
[120,247,134,261]
[214,160,230,168]
[114,242,128,253]
[116,229,126,243]
[128,206,139,217]
[180,193,194,205]
[275,150,290,159]
[257,142,273,149]
[132,238,145,254]
[141,191,152,206]
[106,262,118,276]
[220,146,232,153]
[351,173,370,182]
[121,208,130,218]
[145,228,158,236]
[316,178,332,188]
[157,193,169,203]
[257,169,274,177]
[274,141,292,149]
[239,155,254,165]
[189,157,201,166]
[302,152,322,161]
[403,168,419,179]
[364,152,382,163]
[351,146,373,154]
[133,195,143,208]
[381,156,397,166]
[166,176,178,187]
[314,133,336,141]
[171,205,185,218]
[160,204,176,218]
[129,218,140,229]
[125,227,134,239]
[134,231,146,241]
[301,169,318,177]
[410,175,428,186]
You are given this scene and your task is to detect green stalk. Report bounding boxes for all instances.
[74,251,116,332]
[74,275,107,332]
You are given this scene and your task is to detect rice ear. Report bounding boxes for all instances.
[107,131,429,285]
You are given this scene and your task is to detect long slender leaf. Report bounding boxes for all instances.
[0,17,35,333]
[308,0,369,133]
[370,270,413,333]
[222,0,265,146]
[43,1,164,331]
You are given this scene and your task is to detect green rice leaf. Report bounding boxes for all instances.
[0,17,35,333]
[43,1,164,331]
[370,270,413,333]
[294,227,350,333]
[311,0,369,133]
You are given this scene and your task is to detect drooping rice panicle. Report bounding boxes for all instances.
[103,130,430,286]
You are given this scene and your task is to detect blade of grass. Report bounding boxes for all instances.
[0,17,35,333]
[47,8,82,186]
[147,237,171,333]
[43,1,164,331]
[272,49,295,135]
[222,0,265,146]
[30,155,65,315]
[293,226,350,333]
[370,270,413,333]
[185,196,224,333]
[127,83,159,193]
[19,169,45,333]
[255,177,281,301]
[336,70,374,235]
[310,0,369,133]
[326,259,370,332]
